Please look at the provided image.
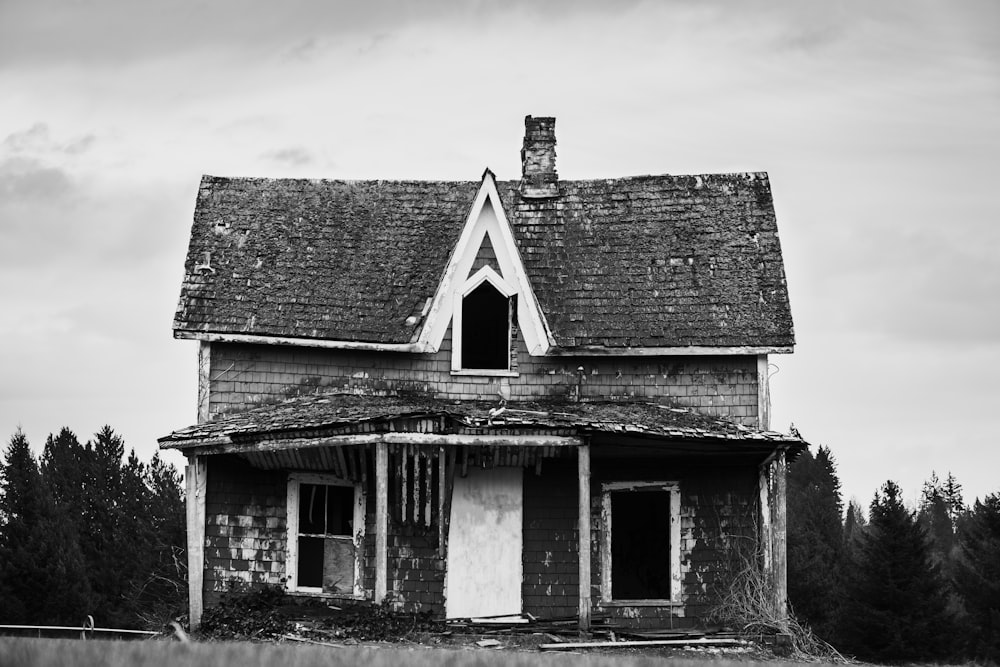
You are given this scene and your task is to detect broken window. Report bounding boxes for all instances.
[286,473,364,596]
[460,282,511,370]
[601,481,681,604]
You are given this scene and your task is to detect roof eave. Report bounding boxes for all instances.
[174,329,431,353]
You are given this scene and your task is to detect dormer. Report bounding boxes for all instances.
[417,170,553,374]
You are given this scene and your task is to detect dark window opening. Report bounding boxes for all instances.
[296,483,355,592]
[461,282,510,369]
[610,489,671,600]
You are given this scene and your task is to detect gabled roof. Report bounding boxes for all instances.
[174,171,794,350]
[157,391,806,454]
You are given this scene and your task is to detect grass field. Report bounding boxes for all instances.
[0,637,807,667]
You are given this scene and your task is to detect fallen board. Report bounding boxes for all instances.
[539,637,746,651]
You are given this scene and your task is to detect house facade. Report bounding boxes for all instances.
[160,116,805,631]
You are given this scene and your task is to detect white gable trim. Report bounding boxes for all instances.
[417,171,553,355]
[463,265,516,297]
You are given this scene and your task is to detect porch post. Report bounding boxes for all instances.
[577,443,591,632]
[186,455,207,629]
[375,441,389,604]
[771,449,788,620]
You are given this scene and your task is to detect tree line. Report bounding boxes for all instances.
[788,446,1000,663]
[0,427,186,629]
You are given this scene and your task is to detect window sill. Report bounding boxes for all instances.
[599,599,682,608]
[450,369,519,378]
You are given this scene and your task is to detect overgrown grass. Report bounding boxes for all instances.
[0,638,808,667]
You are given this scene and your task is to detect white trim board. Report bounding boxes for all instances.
[418,171,553,357]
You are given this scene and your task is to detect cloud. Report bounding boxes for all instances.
[263,147,315,166]
[0,157,74,200]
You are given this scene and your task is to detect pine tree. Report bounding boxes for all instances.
[838,481,955,662]
[0,429,41,622]
[787,445,844,639]
[943,472,965,527]
[953,493,1000,662]
[1,429,92,623]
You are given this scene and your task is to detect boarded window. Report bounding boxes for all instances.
[461,282,510,369]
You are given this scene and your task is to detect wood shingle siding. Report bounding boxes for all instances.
[203,340,761,426]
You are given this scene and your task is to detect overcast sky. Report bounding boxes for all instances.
[2,0,998,509]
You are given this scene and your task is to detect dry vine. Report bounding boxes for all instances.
[704,507,852,663]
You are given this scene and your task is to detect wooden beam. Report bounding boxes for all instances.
[438,447,446,557]
[185,455,207,629]
[756,354,771,430]
[197,341,211,423]
[177,432,584,456]
[546,345,793,357]
[578,443,591,633]
[758,462,772,577]
[375,441,388,604]
[772,449,788,620]
[175,329,431,354]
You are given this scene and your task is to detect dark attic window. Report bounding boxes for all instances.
[610,489,672,600]
[461,282,511,370]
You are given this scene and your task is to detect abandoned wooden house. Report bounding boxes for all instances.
[160,116,806,631]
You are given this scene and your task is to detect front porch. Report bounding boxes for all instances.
[161,393,804,630]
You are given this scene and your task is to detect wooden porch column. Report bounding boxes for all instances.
[375,441,389,604]
[759,448,788,620]
[772,449,788,620]
[577,443,591,632]
[186,455,207,629]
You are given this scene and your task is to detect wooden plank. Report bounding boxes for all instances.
[772,449,788,620]
[758,463,772,576]
[401,443,408,524]
[540,638,746,651]
[186,455,207,629]
[425,451,433,529]
[197,341,211,423]
[412,447,420,525]
[578,443,591,632]
[183,433,584,457]
[375,441,388,604]
[438,447,446,556]
[757,354,771,430]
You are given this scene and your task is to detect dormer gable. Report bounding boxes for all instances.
[417,170,553,367]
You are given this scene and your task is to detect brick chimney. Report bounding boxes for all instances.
[520,115,558,198]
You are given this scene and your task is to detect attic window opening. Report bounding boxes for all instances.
[461,282,511,370]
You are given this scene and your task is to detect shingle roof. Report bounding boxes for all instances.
[157,391,805,453]
[174,172,794,349]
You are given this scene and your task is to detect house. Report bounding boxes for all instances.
[159,116,806,631]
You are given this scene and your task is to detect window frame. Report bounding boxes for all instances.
[600,481,682,606]
[285,472,366,598]
[451,265,518,376]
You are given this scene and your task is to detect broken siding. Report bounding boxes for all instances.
[206,338,759,425]
[203,455,286,606]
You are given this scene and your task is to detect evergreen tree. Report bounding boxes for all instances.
[0,429,41,621]
[787,445,844,639]
[0,429,92,623]
[953,493,1000,662]
[838,481,955,662]
[942,472,965,527]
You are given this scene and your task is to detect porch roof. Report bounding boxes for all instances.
[158,391,806,454]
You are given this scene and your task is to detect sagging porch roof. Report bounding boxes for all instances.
[158,391,806,458]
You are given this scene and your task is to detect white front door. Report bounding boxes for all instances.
[445,467,523,618]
